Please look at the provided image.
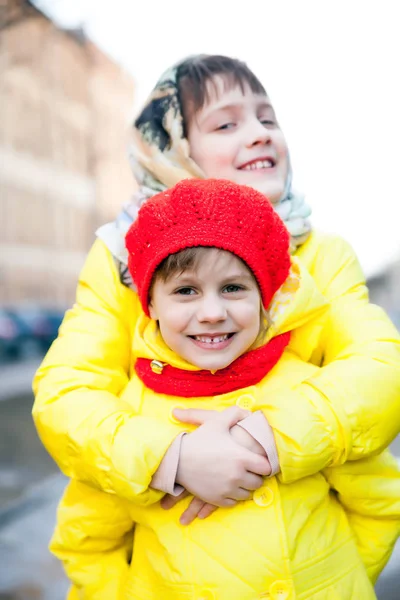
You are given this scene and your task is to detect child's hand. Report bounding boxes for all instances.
[161,416,269,525]
[179,497,218,525]
[161,491,217,525]
[230,424,267,456]
[174,406,271,506]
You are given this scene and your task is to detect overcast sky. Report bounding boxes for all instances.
[34,0,400,277]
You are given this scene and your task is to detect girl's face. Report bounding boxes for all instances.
[187,77,289,202]
[149,249,261,372]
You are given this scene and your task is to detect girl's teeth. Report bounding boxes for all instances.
[195,334,229,343]
[243,160,273,171]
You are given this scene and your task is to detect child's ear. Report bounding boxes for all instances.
[148,302,158,320]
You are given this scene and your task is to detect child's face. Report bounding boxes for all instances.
[149,249,261,371]
[187,77,289,203]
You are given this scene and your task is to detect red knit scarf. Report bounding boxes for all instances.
[135,332,290,398]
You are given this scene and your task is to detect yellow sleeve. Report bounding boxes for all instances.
[33,239,183,504]
[50,480,133,599]
[324,451,400,583]
[267,235,400,482]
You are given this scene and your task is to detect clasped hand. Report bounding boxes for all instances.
[160,406,271,525]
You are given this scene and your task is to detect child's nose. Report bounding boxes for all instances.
[246,120,272,148]
[197,297,227,323]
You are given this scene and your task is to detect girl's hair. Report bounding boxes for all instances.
[176,55,267,133]
[151,246,270,339]
[153,246,226,284]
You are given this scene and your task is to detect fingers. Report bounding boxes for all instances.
[197,503,218,520]
[179,497,206,525]
[180,500,228,526]
[244,452,272,477]
[161,489,189,510]
[241,472,265,491]
[221,498,237,507]
[229,487,252,501]
[172,406,251,427]
[172,408,221,425]
[180,495,237,523]
[215,406,252,428]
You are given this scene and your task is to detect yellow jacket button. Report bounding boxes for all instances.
[236,394,255,410]
[269,580,291,599]
[253,486,274,507]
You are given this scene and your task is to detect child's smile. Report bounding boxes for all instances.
[188,331,236,351]
[187,77,288,203]
[238,156,276,171]
[149,249,261,371]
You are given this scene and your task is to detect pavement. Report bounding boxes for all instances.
[0,359,40,403]
[0,360,56,507]
[0,475,69,600]
[0,357,69,599]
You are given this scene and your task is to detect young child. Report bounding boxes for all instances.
[51,179,400,600]
[33,55,400,525]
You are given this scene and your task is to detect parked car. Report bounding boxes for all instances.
[0,306,65,363]
[0,308,20,360]
[11,307,63,353]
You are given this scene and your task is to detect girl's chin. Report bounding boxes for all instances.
[250,182,284,202]
[233,174,285,201]
[186,356,233,371]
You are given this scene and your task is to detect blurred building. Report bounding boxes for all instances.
[0,0,136,309]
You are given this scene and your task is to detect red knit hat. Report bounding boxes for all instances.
[126,179,291,315]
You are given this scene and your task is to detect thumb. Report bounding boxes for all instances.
[215,406,252,429]
[172,407,221,426]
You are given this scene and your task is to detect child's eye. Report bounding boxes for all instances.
[175,287,196,296]
[223,284,244,293]
[260,118,276,127]
[216,122,236,131]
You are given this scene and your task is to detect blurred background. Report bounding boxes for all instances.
[0,1,399,598]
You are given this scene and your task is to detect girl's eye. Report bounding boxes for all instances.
[260,118,276,126]
[175,287,196,296]
[216,122,236,131]
[223,284,244,293]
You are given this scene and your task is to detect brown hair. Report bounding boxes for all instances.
[153,247,224,284]
[177,55,267,134]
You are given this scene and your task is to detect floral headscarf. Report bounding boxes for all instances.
[97,57,312,289]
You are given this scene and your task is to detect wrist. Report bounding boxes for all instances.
[175,434,189,487]
[151,433,186,495]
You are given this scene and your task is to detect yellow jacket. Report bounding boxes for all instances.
[50,261,400,599]
[33,231,400,501]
